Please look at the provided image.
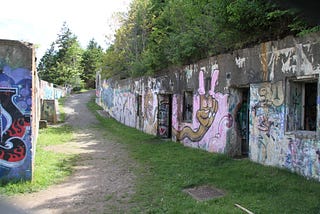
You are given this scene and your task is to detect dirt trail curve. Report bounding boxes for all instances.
[6,90,137,214]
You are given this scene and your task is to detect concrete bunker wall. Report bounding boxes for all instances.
[0,39,37,182]
[97,32,320,181]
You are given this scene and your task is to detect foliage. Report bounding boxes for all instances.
[81,39,104,88]
[38,22,83,88]
[102,0,151,78]
[37,42,58,82]
[87,99,320,213]
[103,0,319,78]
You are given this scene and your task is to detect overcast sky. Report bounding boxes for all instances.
[0,0,132,59]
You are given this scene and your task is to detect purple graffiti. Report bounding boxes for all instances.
[3,66,31,84]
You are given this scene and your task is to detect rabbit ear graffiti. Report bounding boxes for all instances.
[172,67,233,153]
[173,69,220,142]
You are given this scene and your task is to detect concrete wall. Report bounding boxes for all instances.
[97,32,320,181]
[0,39,70,183]
[39,80,68,100]
[39,80,68,124]
[0,40,36,182]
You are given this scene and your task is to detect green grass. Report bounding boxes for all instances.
[0,125,77,195]
[58,96,67,122]
[88,98,320,214]
[72,88,89,94]
[37,125,73,146]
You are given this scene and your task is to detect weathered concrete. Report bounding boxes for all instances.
[0,39,70,183]
[0,40,36,182]
[97,32,320,181]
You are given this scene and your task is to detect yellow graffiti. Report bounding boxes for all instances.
[261,42,268,81]
[174,95,218,141]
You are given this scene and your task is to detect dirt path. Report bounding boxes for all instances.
[7,90,137,213]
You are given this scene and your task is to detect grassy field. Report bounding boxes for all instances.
[88,99,320,214]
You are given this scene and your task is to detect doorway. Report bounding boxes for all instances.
[236,88,249,156]
[157,94,172,138]
[136,95,143,130]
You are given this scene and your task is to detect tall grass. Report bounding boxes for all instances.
[88,99,320,214]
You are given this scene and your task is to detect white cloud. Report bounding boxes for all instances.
[0,0,132,59]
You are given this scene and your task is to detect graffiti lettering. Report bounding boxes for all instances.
[0,89,28,167]
[158,95,170,138]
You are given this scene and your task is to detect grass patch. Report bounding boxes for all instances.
[88,98,320,213]
[0,125,77,195]
[58,96,68,122]
[37,125,73,146]
[72,88,89,94]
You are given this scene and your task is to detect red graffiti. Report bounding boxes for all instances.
[7,145,26,162]
[0,138,27,163]
[7,118,30,137]
[0,89,29,166]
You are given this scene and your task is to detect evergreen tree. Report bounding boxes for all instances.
[81,39,104,88]
[37,22,84,88]
[37,42,58,83]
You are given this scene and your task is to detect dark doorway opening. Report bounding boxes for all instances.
[137,95,143,130]
[157,94,172,138]
[236,88,249,156]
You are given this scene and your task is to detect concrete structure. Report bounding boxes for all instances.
[0,39,38,182]
[39,80,68,124]
[97,32,320,181]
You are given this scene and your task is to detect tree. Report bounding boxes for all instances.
[102,0,319,79]
[81,39,104,88]
[105,0,151,78]
[37,42,58,83]
[37,22,84,88]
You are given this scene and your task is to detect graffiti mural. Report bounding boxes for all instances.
[317,150,320,178]
[143,87,157,135]
[101,80,114,110]
[157,95,171,138]
[95,32,320,181]
[173,68,233,153]
[39,80,67,100]
[175,90,218,142]
[0,64,32,181]
[113,87,136,128]
[249,81,285,165]
[282,138,320,180]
